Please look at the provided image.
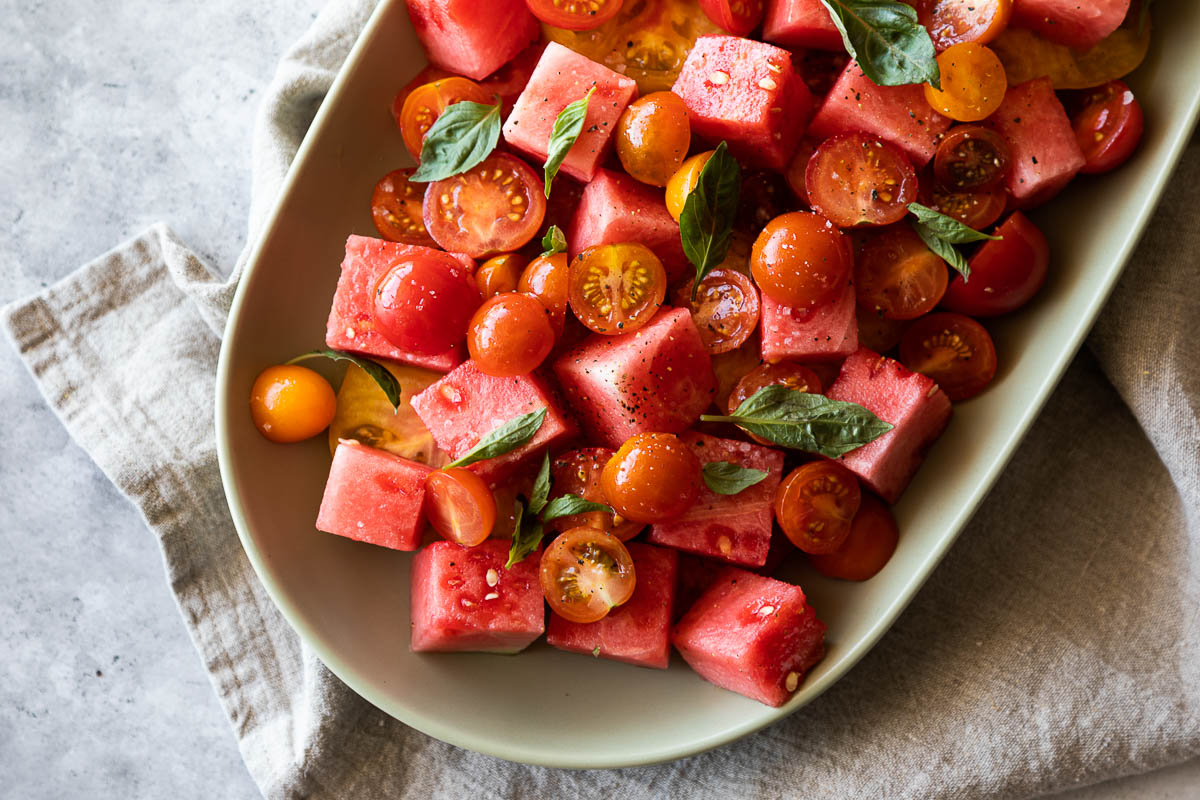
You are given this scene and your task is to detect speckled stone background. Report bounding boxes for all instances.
[1,1,1198,797]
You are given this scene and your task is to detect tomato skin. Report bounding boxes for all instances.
[665,150,714,222]
[601,433,702,524]
[475,254,527,299]
[775,462,863,555]
[750,212,851,312]
[698,0,765,36]
[540,528,637,623]
[526,0,624,31]
[674,269,761,355]
[856,309,910,355]
[249,365,336,444]
[924,43,1008,123]
[806,133,919,228]
[855,226,949,321]
[941,211,1049,317]
[727,361,822,415]
[518,253,569,338]
[784,139,819,207]
[615,91,692,188]
[399,77,493,159]
[467,292,556,377]
[327,362,447,464]
[548,448,645,541]
[913,0,1013,52]
[568,243,667,335]
[808,494,898,581]
[373,253,482,355]
[424,468,498,547]
[423,153,547,258]
[933,126,1012,191]
[1072,80,1144,175]
[371,169,437,247]
[899,312,997,401]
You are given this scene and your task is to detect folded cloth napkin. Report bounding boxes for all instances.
[5,2,1198,798]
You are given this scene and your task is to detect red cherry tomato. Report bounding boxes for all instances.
[373,253,482,354]
[601,433,702,524]
[855,227,950,320]
[912,0,1013,51]
[899,312,997,402]
[750,212,852,311]
[370,169,437,247]
[525,0,624,30]
[568,243,667,335]
[727,361,822,415]
[806,133,919,228]
[518,253,569,338]
[399,77,493,159]
[540,528,637,623]
[925,186,1007,230]
[675,269,761,355]
[423,153,547,258]
[467,292,556,377]
[933,125,1012,191]
[548,448,645,541]
[424,468,498,547]
[857,309,910,354]
[785,138,819,207]
[1072,80,1145,175]
[698,0,765,36]
[941,211,1049,317]
[808,494,899,581]
[775,461,863,555]
[249,365,336,444]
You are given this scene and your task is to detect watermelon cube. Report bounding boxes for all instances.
[502,42,639,183]
[983,77,1086,208]
[404,0,539,81]
[763,0,844,50]
[671,35,814,170]
[825,347,953,503]
[567,168,689,283]
[648,432,785,567]
[315,441,432,551]
[552,308,716,448]
[546,543,678,669]
[1011,0,1131,52]
[807,61,952,166]
[410,539,545,653]
[760,281,858,363]
[672,568,826,706]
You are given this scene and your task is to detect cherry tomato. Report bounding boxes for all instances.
[806,133,919,228]
[568,243,666,334]
[548,448,645,541]
[750,212,851,311]
[775,461,863,555]
[423,153,547,258]
[526,0,624,31]
[796,50,850,98]
[665,150,713,222]
[924,43,1007,123]
[327,362,448,465]
[390,65,454,133]
[1072,80,1145,175]
[615,91,691,187]
[475,254,527,299]
[933,126,1012,191]
[926,186,1007,230]
[674,269,761,355]
[808,494,898,581]
[479,41,546,116]
[370,169,436,247]
[784,139,819,207]
[249,365,336,444]
[518,253,569,337]
[913,0,1013,51]
[941,211,1049,317]
[373,252,482,355]
[710,333,763,413]
[601,433,702,524]
[424,468,498,547]
[727,362,822,415]
[856,309,910,355]
[899,312,997,402]
[698,0,764,36]
[737,171,799,236]
[399,77,493,159]
[467,292,556,376]
[540,528,637,623]
[855,227,949,321]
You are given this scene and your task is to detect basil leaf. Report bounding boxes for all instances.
[541,225,567,257]
[679,141,741,298]
[540,494,613,523]
[819,0,941,89]
[528,451,552,516]
[506,501,546,569]
[410,100,501,183]
[286,350,401,410]
[701,385,893,458]
[702,462,770,495]
[908,202,1000,282]
[544,86,595,198]
[446,408,547,468]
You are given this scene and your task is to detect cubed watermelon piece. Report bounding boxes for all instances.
[674,553,727,621]
[807,61,952,166]
[552,308,716,448]
[410,360,576,483]
[410,540,545,653]
[672,568,826,706]
[671,35,814,170]
[546,543,678,669]
[567,168,689,284]
[983,77,1086,207]
[404,0,539,81]
[763,0,844,50]
[502,42,639,183]
[648,432,785,567]
[1011,0,1131,51]
[760,281,858,363]
[326,235,475,372]
[825,347,953,503]
[315,441,432,551]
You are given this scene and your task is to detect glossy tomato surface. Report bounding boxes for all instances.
[775,461,863,554]
[675,269,761,355]
[808,494,899,581]
[616,91,692,187]
[372,251,482,354]
[371,169,436,247]
[467,292,556,376]
[399,77,492,159]
[540,528,637,623]
[665,150,713,221]
[249,365,336,444]
[924,43,1008,123]
[549,448,645,541]
[941,211,1049,317]
[423,153,546,258]
[600,433,701,524]
[527,0,624,31]
[698,0,764,36]
[855,226,950,320]
[899,312,998,401]
[568,243,666,334]
[750,212,851,311]
[914,0,1013,51]
[518,253,569,337]
[424,468,497,547]
[1072,80,1145,175]
[806,133,919,228]
[475,254,526,299]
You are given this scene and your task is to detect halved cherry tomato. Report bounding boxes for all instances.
[371,169,436,247]
[549,448,645,540]
[926,186,1007,230]
[373,252,482,354]
[616,91,692,187]
[924,43,1007,122]
[518,253,569,337]
[941,211,1049,317]
[855,227,949,320]
[540,528,637,623]
[750,212,851,311]
[856,310,910,355]
[399,77,493,159]
[423,153,547,258]
[899,312,997,401]
[526,0,624,31]
[476,254,527,299]
[467,292,556,376]
[808,494,899,581]
[568,243,666,334]
[675,269,761,355]
[710,332,763,412]
[933,126,1012,191]
[250,365,336,444]
[913,0,1013,51]
[665,150,714,222]
[806,133,919,228]
[737,171,799,236]
[424,468,498,547]
[784,139,819,207]
[601,432,701,524]
[698,0,764,36]
[774,461,862,554]
[727,362,822,415]
[1072,80,1144,175]
[327,362,447,465]
[391,65,454,133]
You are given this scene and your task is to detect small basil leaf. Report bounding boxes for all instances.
[540,494,613,523]
[679,141,741,298]
[541,225,567,257]
[286,350,401,410]
[701,462,770,495]
[911,220,972,281]
[819,0,941,89]
[908,202,1000,282]
[446,408,547,468]
[506,501,545,569]
[528,451,552,516]
[410,100,501,183]
[544,87,595,198]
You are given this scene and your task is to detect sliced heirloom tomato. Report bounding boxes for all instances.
[933,126,1012,191]
[518,253,569,337]
[541,528,637,623]
[327,362,447,465]
[371,169,437,247]
[750,211,852,312]
[675,269,761,355]
[549,448,645,540]
[941,211,1049,317]
[601,432,702,524]
[526,0,624,31]
[250,365,336,444]
[616,91,692,188]
[855,227,950,320]
[698,0,765,36]
[424,468,498,547]
[775,461,863,555]
[913,0,1013,51]
[925,186,1007,230]
[373,252,482,354]
[475,253,527,299]
[899,312,997,402]
[423,153,547,259]
[806,133,919,228]
[467,292,556,376]
[399,77,493,159]
[1072,80,1144,175]
[568,242,666,334]
[924,43,1008,123]
[808,494,899,581]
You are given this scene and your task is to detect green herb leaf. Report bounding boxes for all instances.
[591,645,601,657]
[286,350,401,410]
[679,141,741,298]
[701,462,770,495]
[410,100,501,183]
[541,225,567,257]
[446,408,547,468]
[907,202,1000,282]
[700,385,894,458]
[506,501,546,569]
[544,87,595,198]
[818,0,941,89]
[528,451,552,516]
[540,494,613,523]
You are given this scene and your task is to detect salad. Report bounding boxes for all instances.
[247,0,1149,707]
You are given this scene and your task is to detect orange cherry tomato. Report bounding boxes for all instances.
[698,0,764,36]
[249,365,336,444]
[856,309,910,355]
[926,186,1007,230]
[526,0,625,31]
[518,252,569,337]
[727,361,822,415]
[568,243,666,335]
[674,269,761,355]
[805,133,919,228]
[913,0,1013,51]
[600,433,702,524]
[424,468,498,547]
[615,91,692,187]
[475,254,527,299]
[370,168,436,247]
[399,77,493,159]
[933,125,1012,191]
[665,150,714,222]
[710,332,764,412]
[423,153,547,258]
[855,227,949,321]
[898,312,997,401]
[775,461,863,555]
[808,494,899,581]
[467,292,556,377]
[373,252,481,355]
[924,43,1007,122]
[548,448,645,541]
[750,211,851,312]
[540,528,637,623]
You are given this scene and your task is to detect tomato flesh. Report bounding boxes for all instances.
[327,361,447,465]
[250,365,336,444]
[399,77,493,159]
[467,292,556,377]
[698,0,765,36]
[424,468,498,547]
[926,186,1006,230]
[568,243,667,334]
[750,211,851,312]
[371,169,436,247]
[913,0,1013,51]
[616,91,692,188]
[373,253,481,355]
[924,43,1008,123]
[600,432,701,524]
[806,133,919,228]
[549,448,645,541]
[423,154,547,258]
[526,0,624,31]
[933,125,1012,191]
[775,462,863,555]
[540,528,637,623]
[675,269,761,355]
[1072,80,1145,175]
[855,227,949,321]
[899,312,997,402]
[941,211,1049,317]
[808,494,899,581]
[518,253,569,337]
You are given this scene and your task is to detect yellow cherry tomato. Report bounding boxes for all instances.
[924,43,1008,122]
[327,361,448,464]
[250,365,336,444]
[665,150,714,222]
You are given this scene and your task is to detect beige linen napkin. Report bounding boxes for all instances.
[5,2,1198,797]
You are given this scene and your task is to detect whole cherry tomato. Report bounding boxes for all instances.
[615,91,692,187]
[249,365,336,444]
[601,433,702,524]
[750,212,851,312]
[467,292,556,377]
[373,253,481,354]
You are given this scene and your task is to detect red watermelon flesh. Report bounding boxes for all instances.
[760,281,858,363]
[410,539,545,653]
[763,0,844,50]
[1011,0,1131,51]
[552,308,716,448]
[404,0,539,81]
[807,61,951,166]
[825,347,953,503]
[567,168,689,284]
[671,35,814,170]
[502,42,639,183]
[315,441,432,552]
[672,567,826,706]
[674,553,727,621]
[546,543,679,669]
[648,432,785,568]
[983,77,1086,208]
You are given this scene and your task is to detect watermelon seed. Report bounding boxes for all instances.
[785,672,800,692]
[484,592,500,601]
[758,605,776,616]
[710,71,729,85]
[758,78,778,91]
[486,568,500,587]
